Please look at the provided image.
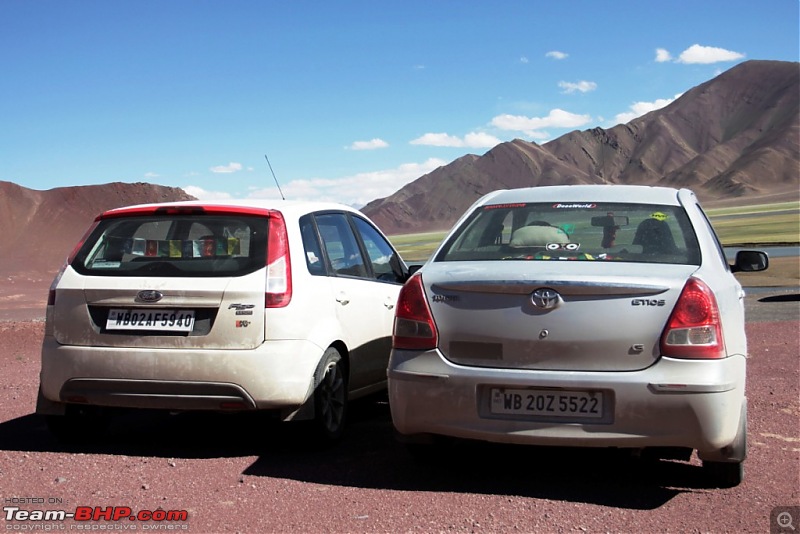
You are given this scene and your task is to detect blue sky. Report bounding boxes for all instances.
[1,1,798,207]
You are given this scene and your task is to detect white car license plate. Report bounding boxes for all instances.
[106,309,195,332]
[490,388,603,418]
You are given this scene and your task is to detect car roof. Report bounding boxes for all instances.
[100,198,363,220]
[477,185,692,206]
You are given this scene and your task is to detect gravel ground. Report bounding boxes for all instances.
[0,293,798,533]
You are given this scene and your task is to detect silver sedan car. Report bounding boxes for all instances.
[388,185,768,487]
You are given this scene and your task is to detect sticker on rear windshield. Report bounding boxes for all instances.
[552,203,597,209]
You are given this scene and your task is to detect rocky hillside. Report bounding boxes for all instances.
[362,60,799,234]
[0,181,195,276]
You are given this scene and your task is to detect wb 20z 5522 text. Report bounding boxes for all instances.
[491,389,603,418]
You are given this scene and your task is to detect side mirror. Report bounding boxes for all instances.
[408,264,423,277]
[731,250,769,273]
[591,215,629,227]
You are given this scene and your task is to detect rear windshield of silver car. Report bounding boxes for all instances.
[436,202,701,265]
[71,215,269,277]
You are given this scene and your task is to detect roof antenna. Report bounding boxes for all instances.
[264,154,285,200]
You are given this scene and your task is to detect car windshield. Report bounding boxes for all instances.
[71,214,269,277]
[435,202,700,265]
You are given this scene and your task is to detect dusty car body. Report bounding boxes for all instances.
[388,185,768,486]
[39,199,408,441]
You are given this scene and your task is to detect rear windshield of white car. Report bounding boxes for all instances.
[436,202,701,265]
[71,214,269,277]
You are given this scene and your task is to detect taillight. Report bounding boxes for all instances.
[48,220,99,306]
[660,277,725,359]
[393,273,438,350]
[47,265,66,306]
[265,212,292,308]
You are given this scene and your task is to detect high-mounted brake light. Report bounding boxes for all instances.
[393,273,438,350]
[660,277,725,359]
[265,212,292,308]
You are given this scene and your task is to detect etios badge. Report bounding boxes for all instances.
[531,288,560,310]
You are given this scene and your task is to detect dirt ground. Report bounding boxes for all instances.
[0,258,797,533]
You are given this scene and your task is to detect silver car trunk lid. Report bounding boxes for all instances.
[52,266,266,350]
[422,261,696,371]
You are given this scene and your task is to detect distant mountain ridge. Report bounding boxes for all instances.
[0,181,195,276]
[362,60,800,234]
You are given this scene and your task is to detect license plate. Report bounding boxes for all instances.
[490,388,603,418]
[106,309,195,332]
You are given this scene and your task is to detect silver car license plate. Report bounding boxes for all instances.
[106,309,195,332]
[490,388,603,418]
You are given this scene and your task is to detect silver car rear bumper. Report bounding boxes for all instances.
[388,349,746,455]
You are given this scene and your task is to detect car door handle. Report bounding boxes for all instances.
[336,292,350,306]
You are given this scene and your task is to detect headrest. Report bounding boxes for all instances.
[510,225,569,247]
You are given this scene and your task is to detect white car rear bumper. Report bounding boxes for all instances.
[39,335,324,413]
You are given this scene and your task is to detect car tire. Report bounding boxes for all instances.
[703,460,744,488]
[311,347,348,442]
[45,405,111,444]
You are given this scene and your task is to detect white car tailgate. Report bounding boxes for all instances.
[52,267,267,350]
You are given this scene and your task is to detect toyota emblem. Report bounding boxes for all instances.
[531,288,560,310]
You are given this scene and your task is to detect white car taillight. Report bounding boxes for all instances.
[48,220,100,306]
[393,273,438,350]
[661,277,725,359]
[47,264,66,306]
[265,212,292,308]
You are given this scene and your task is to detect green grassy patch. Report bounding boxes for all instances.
[388,202,799,262]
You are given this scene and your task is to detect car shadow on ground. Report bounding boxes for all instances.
[0,392,727,510]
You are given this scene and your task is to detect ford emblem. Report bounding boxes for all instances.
[531,288,560,310]
[137,290,164,303]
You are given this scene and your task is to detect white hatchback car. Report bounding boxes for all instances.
[388,185,768,486]
[38,200,408,441]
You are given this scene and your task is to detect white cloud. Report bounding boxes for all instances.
[655,48,672,63]
[613,94,681,124]
[520,56,529,64]
[491,109,592,135]
[144,172,159,179]
[246,158,448,207]
[183,185,233,200]
[545,50,568,60]
[349,138,389,150]
[410,132,501,148]
[558,80,597,94]
[209,162,243,174]
[676,44,745,64]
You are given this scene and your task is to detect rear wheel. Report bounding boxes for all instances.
[311,347,348,442]
[703,460,744,488]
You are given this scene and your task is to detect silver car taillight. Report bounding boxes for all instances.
[393,273,438,350]
[660,277,725,359]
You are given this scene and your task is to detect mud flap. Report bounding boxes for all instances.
[35,386,66,416]
[698,399,747,463]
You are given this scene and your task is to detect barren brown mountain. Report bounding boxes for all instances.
[0,181,195,278]
[362,59,800,234]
